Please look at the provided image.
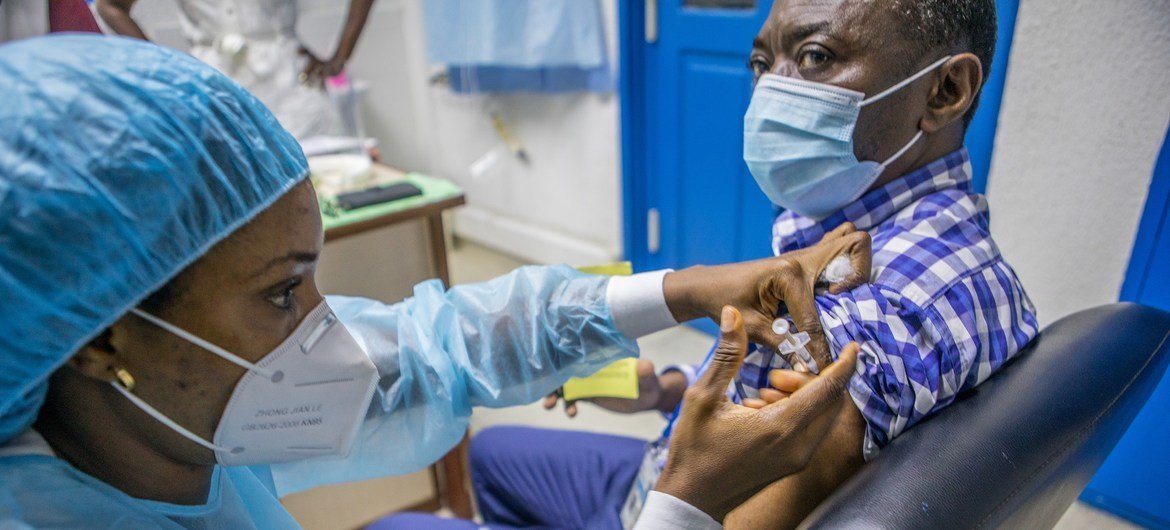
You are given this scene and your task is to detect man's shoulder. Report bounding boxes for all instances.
[867,189,1011,308]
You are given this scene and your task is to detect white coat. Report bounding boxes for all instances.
[176,0,339,139]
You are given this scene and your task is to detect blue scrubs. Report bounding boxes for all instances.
[372,426,646,530]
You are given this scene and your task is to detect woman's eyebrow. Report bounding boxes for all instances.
[249,251,320,279]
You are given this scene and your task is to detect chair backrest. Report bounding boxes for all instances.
[800,303,1170,529]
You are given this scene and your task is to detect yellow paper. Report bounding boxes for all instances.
[560,262,639,401]
[577,262,633,276]
[562,358,640,401]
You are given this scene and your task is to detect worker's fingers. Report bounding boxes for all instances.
[768,369,815,394]
[743,398,768,409]
[691,306,748,404]
[758,343,858,452]
[746,259,794,353]
[542,393,558,410]
[781,275,832,368]
[635,359,657,379]
[820,222,857,243]
[565,401,578,418]
[744,313,784,353]
[758,387,788,404]
[827,231,872,295]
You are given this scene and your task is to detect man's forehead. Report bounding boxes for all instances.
[760,0,895,47]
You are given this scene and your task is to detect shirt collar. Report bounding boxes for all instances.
[772,148,972,254]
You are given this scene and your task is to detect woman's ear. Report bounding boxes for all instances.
[920,52,983,134]
[66,329,120,383]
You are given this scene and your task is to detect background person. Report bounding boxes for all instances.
[97,0,377,140]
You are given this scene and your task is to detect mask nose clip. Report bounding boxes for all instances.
[301,312,336,354]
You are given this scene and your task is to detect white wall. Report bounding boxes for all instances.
[987,0,1170,326]
[106,0,624,267]
[414,0,623,265]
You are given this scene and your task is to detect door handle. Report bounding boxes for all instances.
[645,0,658,44]
[647,208,661,254]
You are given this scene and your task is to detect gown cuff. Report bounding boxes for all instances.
[606,269,678,339]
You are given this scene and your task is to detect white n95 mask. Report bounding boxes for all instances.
[743,56,951,220]
[113,301,379,467]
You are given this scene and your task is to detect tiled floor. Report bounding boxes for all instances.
[447,239,1143,529]
[1056,503,1143,530]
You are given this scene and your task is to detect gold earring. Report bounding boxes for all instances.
[113,367,136,392]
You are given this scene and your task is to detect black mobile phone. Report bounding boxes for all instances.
[334,182,423,210]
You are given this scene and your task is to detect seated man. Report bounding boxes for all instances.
[397,0,1038,528]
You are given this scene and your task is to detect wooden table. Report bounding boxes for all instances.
[314,164,474,521]
[321,165,466,285]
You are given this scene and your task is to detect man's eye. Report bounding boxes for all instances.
[797,48,831,69]
[748,57,770,78]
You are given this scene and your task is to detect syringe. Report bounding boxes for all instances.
[769,255,855,374]
[771,318,819,374]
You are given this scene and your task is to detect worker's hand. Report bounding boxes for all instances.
[653,306,857,523]
[662,222,871,369]
[299,47,346,87]
[542,360,687,417]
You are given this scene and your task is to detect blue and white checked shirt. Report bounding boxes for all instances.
[665,148,1039,458]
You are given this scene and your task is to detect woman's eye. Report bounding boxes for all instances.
[797,48,831,69]
[267,288,295,309]
[266,279,301,310]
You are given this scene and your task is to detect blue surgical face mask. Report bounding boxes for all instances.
[743,56,951,220]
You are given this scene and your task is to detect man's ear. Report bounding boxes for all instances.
[65,329,120,384]
[920,53,983,134]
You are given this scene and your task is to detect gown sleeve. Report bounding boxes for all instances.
[268,264,641,495]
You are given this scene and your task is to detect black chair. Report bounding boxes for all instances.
[801,303,1170,529]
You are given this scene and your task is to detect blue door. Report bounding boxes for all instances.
[620,0,776,273]
[1081,132,1170,529]
[620,1,1019,335]
[620,0,775,334]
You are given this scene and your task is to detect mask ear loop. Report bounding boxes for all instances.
[858,57,947,170]
[110,381,237,454]
[876,130,925,172]
[859,56,952,108]
[130,309,280,381]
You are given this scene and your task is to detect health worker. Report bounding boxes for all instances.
[0,36,863,529]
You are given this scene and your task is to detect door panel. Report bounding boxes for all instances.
[684,0,757,8]
[624,0,773,276]
[677,54,766,267]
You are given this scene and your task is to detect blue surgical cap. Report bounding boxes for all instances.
[0,36,309,442]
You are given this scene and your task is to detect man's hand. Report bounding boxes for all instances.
[663,222,871,368]
[653,306,858,523]
[542,360,688,417]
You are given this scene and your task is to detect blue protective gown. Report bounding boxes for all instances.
[0,266,638,528]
